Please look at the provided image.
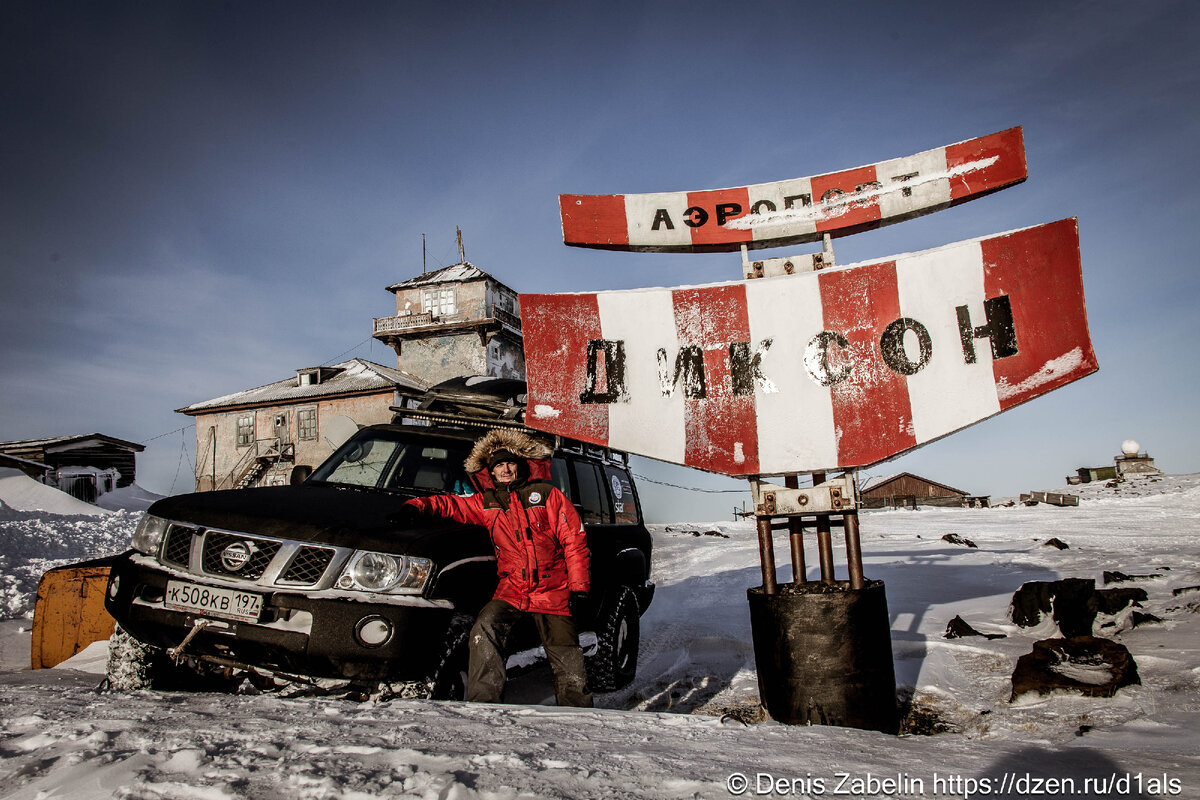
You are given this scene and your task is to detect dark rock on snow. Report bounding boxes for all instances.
[942,533,978,548]
[1042,538,1070,550]
[1011,636,1139,701]
[1103,570,1160,584]
[1093,587,1148,615]
[1010,578,1098,637]
[944,615,1006,640]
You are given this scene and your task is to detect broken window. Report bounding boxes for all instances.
[423,288,456,318]
[236,414,254,447]
[298,407,318,441]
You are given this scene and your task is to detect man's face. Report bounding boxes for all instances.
[491,460,519,485]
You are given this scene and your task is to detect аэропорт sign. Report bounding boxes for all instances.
[559,127,1027,253]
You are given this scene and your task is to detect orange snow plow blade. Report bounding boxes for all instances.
[31,557,119,669]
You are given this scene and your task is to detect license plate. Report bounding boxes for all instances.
[165,580,263,623]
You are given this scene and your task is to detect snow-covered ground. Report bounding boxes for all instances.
[1,474,1198,798]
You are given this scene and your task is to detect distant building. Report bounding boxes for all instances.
[371,258,524,384]
[861,472,987,509]
[177,359,426,491]
[1068,445,1162,484]
[0,434,145,502]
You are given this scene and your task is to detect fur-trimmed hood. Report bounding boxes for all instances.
[464,428,554,476]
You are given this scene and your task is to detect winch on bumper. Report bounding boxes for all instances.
[104,551,458,681]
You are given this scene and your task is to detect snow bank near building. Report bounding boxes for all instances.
[0,468,110,516]
[95,482,163,512]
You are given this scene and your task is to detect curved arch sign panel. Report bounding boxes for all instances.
[521,218,1096,477]
[560,127,1027,253]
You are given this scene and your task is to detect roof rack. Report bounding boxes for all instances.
[388,406,531,432]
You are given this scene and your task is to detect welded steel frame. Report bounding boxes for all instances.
[752,471,866,594]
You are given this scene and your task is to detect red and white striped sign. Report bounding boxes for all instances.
[560,127,1027,253]
[522,218,1096,476]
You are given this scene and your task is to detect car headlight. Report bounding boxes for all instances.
[131,514,170,556]
[336,552,432,594]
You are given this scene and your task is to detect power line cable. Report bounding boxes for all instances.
[321,337,375,367]
[168,427,189,495]
[631,472,748,494]
[141,423,195,445]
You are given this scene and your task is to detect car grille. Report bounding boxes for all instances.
[201,531,282,580]
[280,546,336,586]
[154,524,345,588]
[162,524,196,567]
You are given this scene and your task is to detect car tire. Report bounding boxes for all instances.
[429,613,473,700]
[586,586,640,692]
[104,624,243,693]
[104,624,163,690]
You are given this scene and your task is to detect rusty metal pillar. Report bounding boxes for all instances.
[843,511,866,590]
[783,475,807,583]
[745,469,897,733]
[810,471,836,583]
[756,515,778,595]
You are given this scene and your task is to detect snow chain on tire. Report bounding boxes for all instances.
[586,586,640,692]
[428,613,474,701]
[103,624,163,691]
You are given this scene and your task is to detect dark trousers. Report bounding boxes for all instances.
[467,598,593,707]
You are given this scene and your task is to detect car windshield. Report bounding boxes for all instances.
[309,432,474,494]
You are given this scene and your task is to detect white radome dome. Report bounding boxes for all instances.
[1121,439,1140,457]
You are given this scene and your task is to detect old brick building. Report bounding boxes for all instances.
[178,359,426,491]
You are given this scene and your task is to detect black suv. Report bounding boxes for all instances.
[103,378,654,698]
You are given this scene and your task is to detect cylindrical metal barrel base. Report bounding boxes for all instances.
[748,580,898,733]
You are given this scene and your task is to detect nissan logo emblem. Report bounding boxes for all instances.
[220,541,254,572]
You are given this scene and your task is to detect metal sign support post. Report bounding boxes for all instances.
[747,472,898,733]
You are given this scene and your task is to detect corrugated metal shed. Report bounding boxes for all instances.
[176,358,428,415]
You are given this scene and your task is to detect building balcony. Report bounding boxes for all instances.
[373,303,521,344]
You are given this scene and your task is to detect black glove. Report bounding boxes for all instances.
[569,591,589,618]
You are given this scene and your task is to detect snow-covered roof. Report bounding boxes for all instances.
[176,358,429,414]
[0,433,145,453]
[0,453,52,473]
[386,262,502,292]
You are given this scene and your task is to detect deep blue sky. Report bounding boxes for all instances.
[3,1,1198,521]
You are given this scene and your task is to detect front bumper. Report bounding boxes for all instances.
[104,551,457,681]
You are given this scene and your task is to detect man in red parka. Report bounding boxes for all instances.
[404,428,592,707]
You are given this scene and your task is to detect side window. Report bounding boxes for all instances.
[236,414,254,447]
[571,459,612,525]
[550,457,572,500]
[297,407,318,441]
[604,466,639,525]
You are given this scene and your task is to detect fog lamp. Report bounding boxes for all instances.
[355,616,393,647]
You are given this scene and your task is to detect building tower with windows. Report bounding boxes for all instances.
[371,257,525,384]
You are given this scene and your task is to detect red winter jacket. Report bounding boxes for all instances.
[405,477,589,616]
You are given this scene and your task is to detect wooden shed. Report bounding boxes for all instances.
[0,434,144,501]
[861,472,982,509]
